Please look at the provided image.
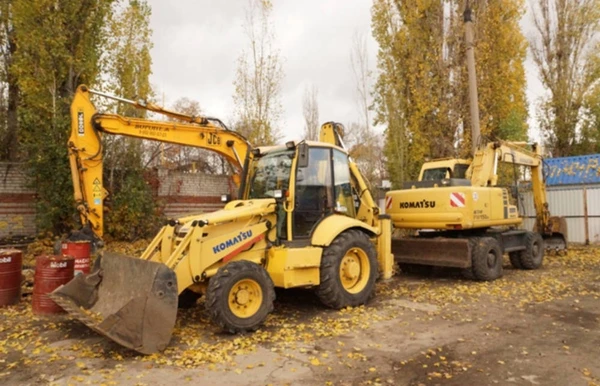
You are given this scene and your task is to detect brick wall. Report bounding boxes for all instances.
[156,168,231,219]
[0,163,36,239]
[0,164,233,240]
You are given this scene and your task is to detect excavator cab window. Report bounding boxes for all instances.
[422,167,452,181]
[454,163,469,179]
[247,150,294,200]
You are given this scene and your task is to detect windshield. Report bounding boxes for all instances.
[248,150,294,199]
[422,167,450,181]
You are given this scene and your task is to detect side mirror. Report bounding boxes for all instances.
[297,142,309,168]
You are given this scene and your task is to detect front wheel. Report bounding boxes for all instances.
[316,229,378,309]
[516,232,544,270]
[471,237,503,281]
[206,260,275,333]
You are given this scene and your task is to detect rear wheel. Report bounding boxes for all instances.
[508,251,523,269]
[206,260,275,333]
[517,232,544,270]
[471,237,503,281]
[316,229,378,309]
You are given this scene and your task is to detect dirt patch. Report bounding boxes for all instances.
[1,246,599,385]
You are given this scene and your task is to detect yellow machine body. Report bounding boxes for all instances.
[52,92,394,354]
[387,185,520,230]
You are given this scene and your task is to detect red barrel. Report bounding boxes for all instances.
[0,249,22,306]
[33,255,74,315]
[61,241,91,275]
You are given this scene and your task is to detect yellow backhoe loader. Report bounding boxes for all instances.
[384,5,567,280]
[51,85,394,354]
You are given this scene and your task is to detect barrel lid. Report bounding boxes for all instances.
[0,249,21,256]
[36,254,74,262]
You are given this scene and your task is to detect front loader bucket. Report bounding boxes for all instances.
[49,252,178,354]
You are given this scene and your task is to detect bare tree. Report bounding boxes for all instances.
[347,31,383,189]
[530,0,600,156]
[232,0,284,145]
[350,31,371,131]
[302,84,319,141]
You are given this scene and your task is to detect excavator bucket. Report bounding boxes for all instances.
[536,216,569,253]
[49,252,178,354]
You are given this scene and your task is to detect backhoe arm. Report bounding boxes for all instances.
[467,141,551,235]
[69,85,251,238]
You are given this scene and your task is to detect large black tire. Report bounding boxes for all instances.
[206,260,275,333]
[508,251,523,269]
[178,289,201,309]
[516,232,544,270]
[316,229,378,309]
[461,238,478,279]
[471,237,503,281]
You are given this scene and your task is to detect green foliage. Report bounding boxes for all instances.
[11,0,115,234]
[105,171,161,241]
[531,0,600,156]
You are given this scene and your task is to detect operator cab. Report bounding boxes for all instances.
[244,142,358,241]
[403,159,471,189]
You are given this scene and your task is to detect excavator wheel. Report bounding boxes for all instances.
[514,232,544,270]
[471,237,503,281]
[206,260,275,333]
[508,252,523,269]
[316,229,378,309]
[178,289,201,309]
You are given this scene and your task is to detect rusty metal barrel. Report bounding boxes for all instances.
[33,255,74,315]
[0,249,22,306]
[61,241,91,275]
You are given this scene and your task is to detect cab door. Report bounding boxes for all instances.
[293,147,333,238]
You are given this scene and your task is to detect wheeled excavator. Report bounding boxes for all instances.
[384,5,567,281]
[51,85,394,354]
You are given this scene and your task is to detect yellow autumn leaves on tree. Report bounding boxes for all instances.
[372,0,528,186]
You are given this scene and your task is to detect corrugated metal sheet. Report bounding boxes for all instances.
[589,219,600,244]
[586,187,600,216]
[520,186,588,243]
[520,186,584,217]
[544,154,600,186]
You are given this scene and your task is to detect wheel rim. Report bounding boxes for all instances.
[339,247,370,294]
[487,250,497,268]
[228,279,262,318]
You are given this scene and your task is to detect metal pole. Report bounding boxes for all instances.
[464,3,481,156]
[583,186,590,245]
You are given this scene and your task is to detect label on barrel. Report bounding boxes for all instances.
[0,256,12,263]
[50,261,68,269]
[75,258,88,264]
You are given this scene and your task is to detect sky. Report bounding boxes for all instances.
[147,0,545,144]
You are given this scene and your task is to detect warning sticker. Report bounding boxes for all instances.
[450,192,466,208]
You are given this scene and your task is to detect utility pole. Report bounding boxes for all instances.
[464,1,481,156]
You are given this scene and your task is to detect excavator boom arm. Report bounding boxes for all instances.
[467,141,551,235]
[69,85,251,238]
